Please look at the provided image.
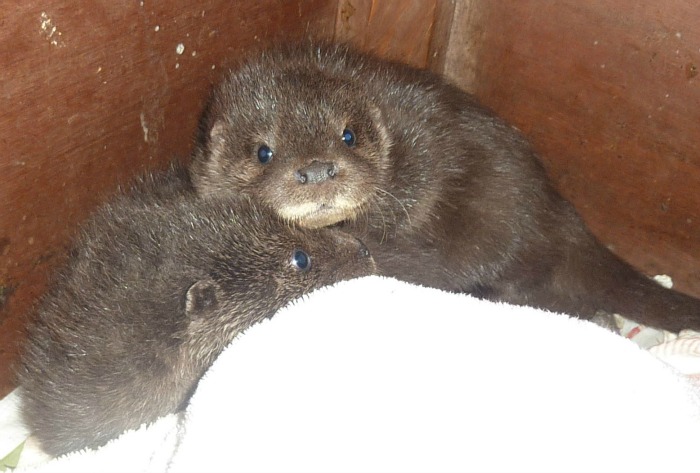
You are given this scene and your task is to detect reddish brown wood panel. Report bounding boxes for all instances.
[447,0,700,298]
[0,0,337,397]
[335,0,452,68]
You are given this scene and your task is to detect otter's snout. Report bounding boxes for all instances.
[329,230,375,268]
[349,235,376,270]
[356,237,376,272]
[295,161,338,184]
[356,238,370,259]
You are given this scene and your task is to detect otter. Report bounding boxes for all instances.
[17,165,374,456]
[189,42,700,333]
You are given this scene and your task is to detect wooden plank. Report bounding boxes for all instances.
[335,0,439,68]
[434,0,483,84]
[427,0,457,74]
[444,0,700,298]
[0,0,337,398]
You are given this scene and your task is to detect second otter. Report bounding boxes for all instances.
[189,43,700,333]
[18,167,374,456]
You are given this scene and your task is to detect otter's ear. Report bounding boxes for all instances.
[194,99,227,157]
[185,278,221,317]
[198,119,227,162]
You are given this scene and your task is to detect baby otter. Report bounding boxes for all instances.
[189,42,700,333]
[17,165,374,456]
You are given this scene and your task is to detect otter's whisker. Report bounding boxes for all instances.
[375,187,411,226]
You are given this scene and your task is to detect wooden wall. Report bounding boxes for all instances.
[334,0,455,71]
[442,0,700,299]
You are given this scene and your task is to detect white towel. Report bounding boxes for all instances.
[9,276,700,473]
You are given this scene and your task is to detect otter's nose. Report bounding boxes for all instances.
[294,161,338,184]
[356,238,370,259]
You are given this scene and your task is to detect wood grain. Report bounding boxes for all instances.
[335,0,440,68]
[445,0,700,298]
[0,0,336,397]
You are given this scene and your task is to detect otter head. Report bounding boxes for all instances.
[190,54,392,229]
[180,197,376,362]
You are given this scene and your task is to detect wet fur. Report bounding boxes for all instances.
[17,165,374,455]
[189,42,700,332]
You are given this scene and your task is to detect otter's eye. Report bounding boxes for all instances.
[290,249,311,272]
[341,128,356,147]
[257,144,273,164]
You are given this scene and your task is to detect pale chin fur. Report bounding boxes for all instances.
[277,202,360,229]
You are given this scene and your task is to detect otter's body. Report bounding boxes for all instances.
[189,43,700,332]
[18,166,374,455]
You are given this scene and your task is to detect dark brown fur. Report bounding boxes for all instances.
[17,165,374,456]
[189,42,700,332]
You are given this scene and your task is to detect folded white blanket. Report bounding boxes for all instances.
[9,276,700,473]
